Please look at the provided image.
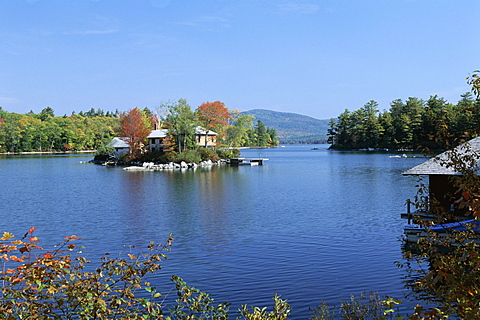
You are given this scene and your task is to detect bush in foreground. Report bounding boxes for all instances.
[0,228,449,319]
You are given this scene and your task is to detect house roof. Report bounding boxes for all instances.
[403,137,480,176]
[146,128,217,138]
[195,126,217,135]
[147,129,168,139]
[108,137,130,148]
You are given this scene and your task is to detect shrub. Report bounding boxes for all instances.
[139,150,168,163]
[0,228,173,319]
[197,147,220,162]
[172,149,202,163]
[95,144,115,156]
[0,228,452,319]
[217,148,240,159]
[239,294,290,320]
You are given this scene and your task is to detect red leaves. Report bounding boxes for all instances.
[462,191,472,201]
[119,107,154,156]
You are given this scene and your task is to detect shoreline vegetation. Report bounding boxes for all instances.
[327,92,480,151]
[0,150,96,155]
[0,146,272,156]
[0,101,279,157]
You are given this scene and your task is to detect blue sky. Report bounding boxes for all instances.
[1,0,479,120]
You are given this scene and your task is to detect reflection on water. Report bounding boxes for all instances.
[0,147,427,318]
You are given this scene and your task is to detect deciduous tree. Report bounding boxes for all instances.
[163,99,197,153]
[119,107,154,157]
[225,110,254,148]
[196,101,230,147]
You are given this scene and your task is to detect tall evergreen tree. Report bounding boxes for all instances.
[255,120,268,146]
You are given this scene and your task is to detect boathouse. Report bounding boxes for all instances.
[107,137,130,158]
[403,137,480,217]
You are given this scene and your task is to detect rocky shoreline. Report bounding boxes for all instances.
[122,159,229,171]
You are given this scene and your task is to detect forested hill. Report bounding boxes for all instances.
[243,109,329,144]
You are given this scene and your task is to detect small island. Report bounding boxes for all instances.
[0,100,279,165]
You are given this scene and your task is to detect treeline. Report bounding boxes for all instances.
[280,136,328,144]
[0,102,279,153]
[0,107,119,152]
[327,92,480,150]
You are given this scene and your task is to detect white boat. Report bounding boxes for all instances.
[239,161,259,166]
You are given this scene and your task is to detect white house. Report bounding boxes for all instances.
[109,127,218,157]
[147,129,169,152]
[194,126,218,148]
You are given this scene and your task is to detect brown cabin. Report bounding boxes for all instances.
[403,137,480,219]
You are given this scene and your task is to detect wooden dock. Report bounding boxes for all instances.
[229,158,269,166]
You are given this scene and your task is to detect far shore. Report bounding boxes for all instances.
[0,150,96,155]
[0,145,284,156]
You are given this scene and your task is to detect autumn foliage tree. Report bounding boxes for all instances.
[196,101,230,132]
[196,101,230,147]
[119,107,154,158]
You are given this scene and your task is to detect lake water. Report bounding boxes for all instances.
[0,145,427,318]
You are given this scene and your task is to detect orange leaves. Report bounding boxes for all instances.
[196,101,230,131]
[64,235,81,241]
[9,255,24,263]
[42,253,53,259]
[0,254,24,263]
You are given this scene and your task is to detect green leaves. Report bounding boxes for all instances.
[239,294,290,320]
[0,230,174,319]
[168,275,230,320]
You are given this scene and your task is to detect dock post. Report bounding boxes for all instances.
[407,200,411,224]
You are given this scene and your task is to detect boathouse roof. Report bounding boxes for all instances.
[146,128,217,138]
[108,137,130,148]
[403,137,480,176]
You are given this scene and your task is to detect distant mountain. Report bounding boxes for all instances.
[243,109,330,144]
